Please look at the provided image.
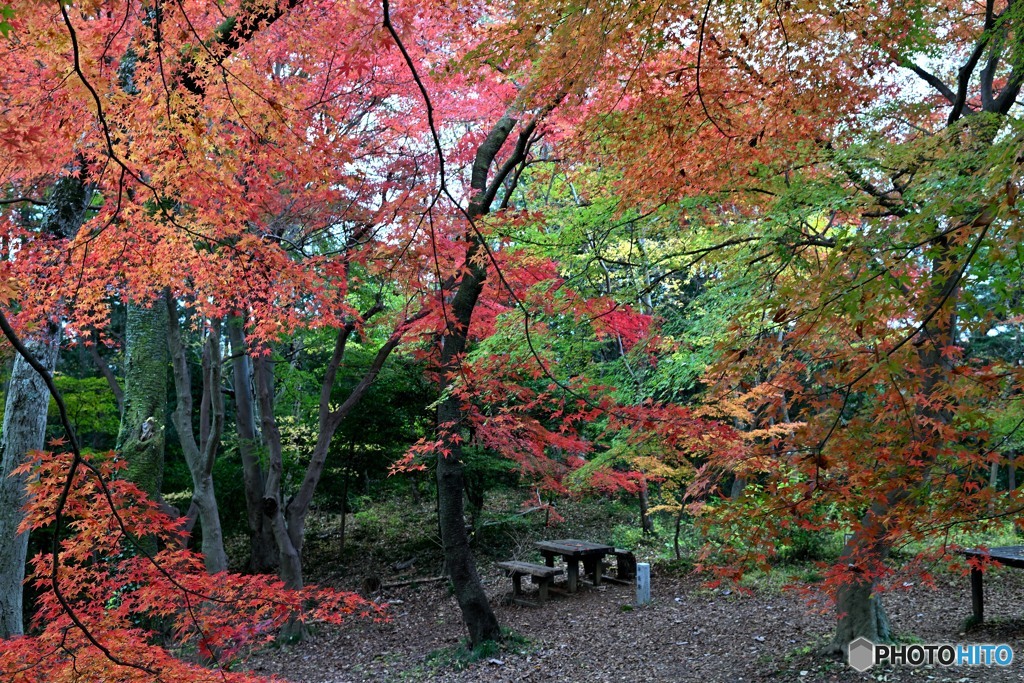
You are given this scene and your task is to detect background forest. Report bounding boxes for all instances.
[1,0,1023,680]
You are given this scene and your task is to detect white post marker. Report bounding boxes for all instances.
[636,562,651,606]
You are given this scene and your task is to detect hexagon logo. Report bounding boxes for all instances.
[848,637,875,672]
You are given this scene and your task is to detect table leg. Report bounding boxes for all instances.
[544,553,554,568]
[567,560,579,593]
[970,567,984,624]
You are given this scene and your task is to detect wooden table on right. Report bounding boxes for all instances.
[535,539,614,593]
[960,545,1024,624]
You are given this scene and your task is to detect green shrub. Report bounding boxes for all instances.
[424,629,530,672]
[777,528,839,563]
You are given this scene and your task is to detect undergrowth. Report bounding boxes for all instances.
[422,628,532,673]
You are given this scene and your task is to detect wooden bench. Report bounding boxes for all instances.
[496,560,563,606]
[614,549,637,580]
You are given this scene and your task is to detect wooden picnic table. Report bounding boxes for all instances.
[960,545,1024,624]
[496,561,563,606]
[535,539,614,593]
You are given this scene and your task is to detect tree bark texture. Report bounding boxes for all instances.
[826,497,897,655]
[638,481,654,535]
[116,296,170,499]
[829,579,893,653]
[251,349,303,590]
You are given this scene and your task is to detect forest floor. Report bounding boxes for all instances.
[247,561,1024,683]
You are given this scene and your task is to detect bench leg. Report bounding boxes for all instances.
[537,577,550,603]
[970,568,984,624]
[511,573,523,598]
[566,560,579,593]
[583,558,602,586]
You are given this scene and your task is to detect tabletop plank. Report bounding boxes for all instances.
[961,545,1024,569]
[535,539,614,555]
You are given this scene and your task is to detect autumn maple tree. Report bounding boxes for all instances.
[533,0,1024,656]
[0,444,379,682]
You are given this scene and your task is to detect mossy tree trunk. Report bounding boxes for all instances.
[116,296,170,502]
[825,500,895,657]
[829,578,893,654]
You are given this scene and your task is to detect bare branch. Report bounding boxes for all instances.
[904,61,956,105]
[87,329,123,413]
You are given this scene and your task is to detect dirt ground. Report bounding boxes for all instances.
[246,564,1024,682]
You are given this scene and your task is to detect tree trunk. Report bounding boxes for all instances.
[338,459,349,557]
[431,113,538,646]
[828,577,893,655]
[227,319,277,573]
[190,477,225,567]
[0,175,90,637]
[195,324,226,569]
[409,471,422,505]
[730,418,748,499]
[252,349,304,589]
[0,333,60,638]
[88,328,124,414]
[829,243,956,653]
[638,481,654,535]
[989,460,1000,513]
[167,298,227,572]
[822,69,1017,650]
[673,506,684,560]
[437,396,501,645]
[116,296,170,500]
[249,306,407,593]
[433,277,497,640]
[826,493,900,656]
